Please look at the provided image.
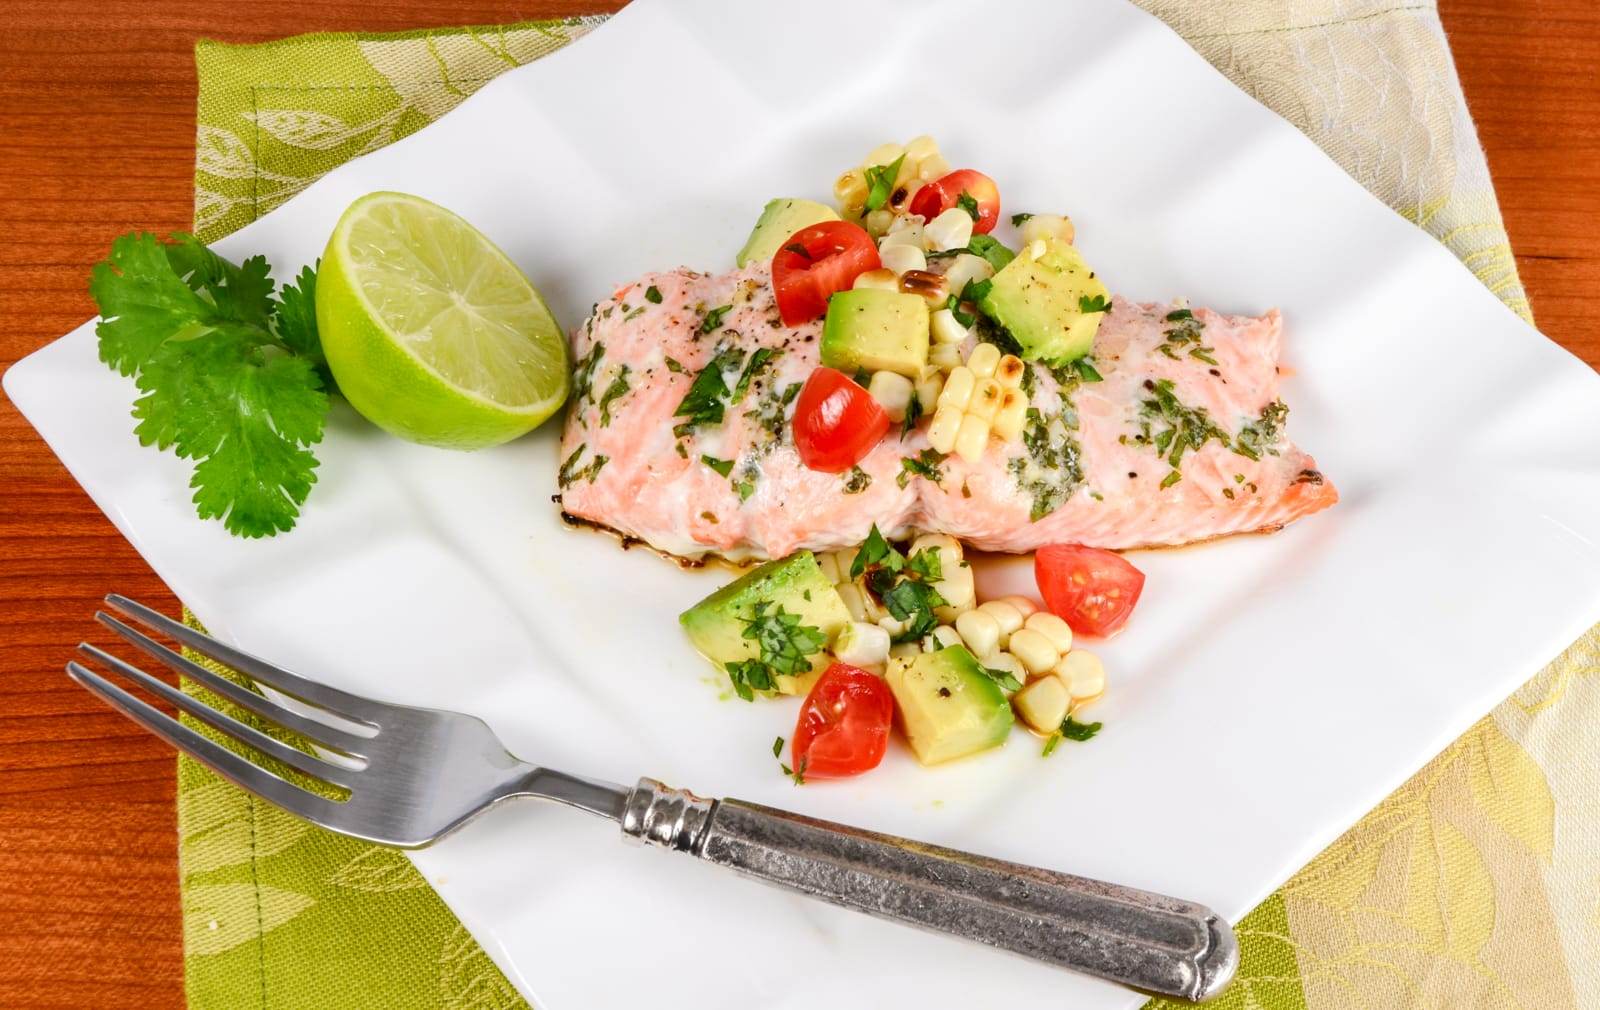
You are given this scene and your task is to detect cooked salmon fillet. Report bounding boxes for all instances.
[556,265,1335,560]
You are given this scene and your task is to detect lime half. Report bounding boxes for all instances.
[317,192,570,449]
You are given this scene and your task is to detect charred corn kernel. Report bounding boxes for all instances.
[1055,650,1106,701]
[1008,627,1059,675]
[817,551,841,584]
[834,621,890,667]
[880,218,925,250]
[926,625,963,652]
[995,354,1025,389]
[927,406,963,454]
[1013,675,1070,732]
[888,180,922,213]
[1018,213,1075,247]
[853,268,899,292]
[930,308,970,346]
[834,169,869,212]
[965,342,1001,379]
[925,207,974,251]
[993,389,1028,441]
[968,379,1003,422]
[837,582,869,621]
[898,269,948,307]
[905,134,939,163]
[954,609,1001,659]
[864,208,895,237]
[917,152,951,182]
[865,142,904,167]
[935,553,976,609]
[977,600,1024,644]
[929,342,964,371]
[943,253,994,296]
[915,370,945,413]
[889,641,921,660]
[987,651,1027,685]
[996,595,1039,618]
[1024,612,1074,653]
[880,243,926,277]
[938,366,976,410]
[867,371,914,422]
[954,414,989,462]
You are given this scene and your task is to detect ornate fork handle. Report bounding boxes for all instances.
[621,779,1237,1002]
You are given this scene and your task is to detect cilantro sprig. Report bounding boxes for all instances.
[90,232,329,537]
[849,525,948,643]
[724,602,826,701]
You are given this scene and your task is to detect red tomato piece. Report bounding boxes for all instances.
[907,169,1001,234]
[791,367,890,473]
[1035,544,1146,637]
[791,662,895,779]
[770,220,881,325]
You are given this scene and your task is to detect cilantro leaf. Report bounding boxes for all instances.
[863,154,907,213]
[732,347,777,402]
[901,387,924,440]
[673,347,743,433]
[879,579,946,642]
[966,234,1015,272]
[1078,293,1112,314]
[1074,358,1104,383]
[645,285,663,304]
[896,448,946,488]
[907,545,943,582]
[724,603,827,701]
[1010,212,1034,227]
[982,664,1023,693]
[90,232,328,537]
[699,304,732,334]
[850,523,905,579]
[725,659,776,702]
[1061,715,1103,741]
[597,364,632,427]
[772,736,785,759]
[956,190,980,221]
[701,455,734,477]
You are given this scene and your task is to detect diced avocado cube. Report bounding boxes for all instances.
[679,551,850,695]
[980,239,1110,364]
[821,289,930,378]
[736,198,841,268]
[885,645,1014,764]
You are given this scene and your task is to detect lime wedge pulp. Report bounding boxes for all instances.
[317,192,570,449]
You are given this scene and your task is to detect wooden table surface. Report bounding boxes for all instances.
[0,2,1595,1006]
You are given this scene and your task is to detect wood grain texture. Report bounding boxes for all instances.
[0,2,1593,1007]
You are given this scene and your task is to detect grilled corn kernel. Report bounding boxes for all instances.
[834,621,890,667]
[905,134,939,163]
[1024,612,1074,653]
[834,168,869,213]
[917,152,951,182]
[927,405,962,454]
[852,268,899,292]
[929,342,964,371]
[943,253,994,296]
[868,370,914,422]
[864,208,895,237]
[915,370,945,413]
[954,413,990,462]
[817,550,841,584]
[968,378,1003,423]
[954,609,1000,658]
[930,308,970,346]
[832,548,858,579]
[925,207,974,251]
[898,269,948,307]
[1012,675,1070,733]
[1019,213,1075,247]
[1055,650,1106,701]
[977,600,1024,644]
[965,342,1001,379]
[880,217,925,250]
[864,142,904,168]
[927,625,964,652]
[888,179,921,213]
[836,582,868,621]
[938,366,976,410]
[1008,627,1059,675]
[935,553,976,609]
[910,532,963,560]
[993,389,1027,441]
[996,595,1039,618]
[995,354,1025,389]
[879,243,926,277]
[878,613,911,638]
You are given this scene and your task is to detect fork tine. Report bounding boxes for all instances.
[67,661,346,828]
[102,595,381,726]
[95,613,372,757]
[75,643,361,789]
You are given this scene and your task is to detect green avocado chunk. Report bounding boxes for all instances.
[820,289,930,378]
[679,551,850,696]
[736,198,841,268]
[886,645,1014,765]
[980,239,1110,364]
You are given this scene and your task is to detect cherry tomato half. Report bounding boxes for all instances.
[770,220,880,326]
[908,169,1001,234]
[792,367,890,473]
[1035,544,1146,637]
[791,662,895,779]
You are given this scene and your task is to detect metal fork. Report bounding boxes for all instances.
[67,594,1237,1002]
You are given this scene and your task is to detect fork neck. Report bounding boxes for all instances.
[512,767,632,822]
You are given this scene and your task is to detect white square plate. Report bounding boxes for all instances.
[8,1,1600,1007]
